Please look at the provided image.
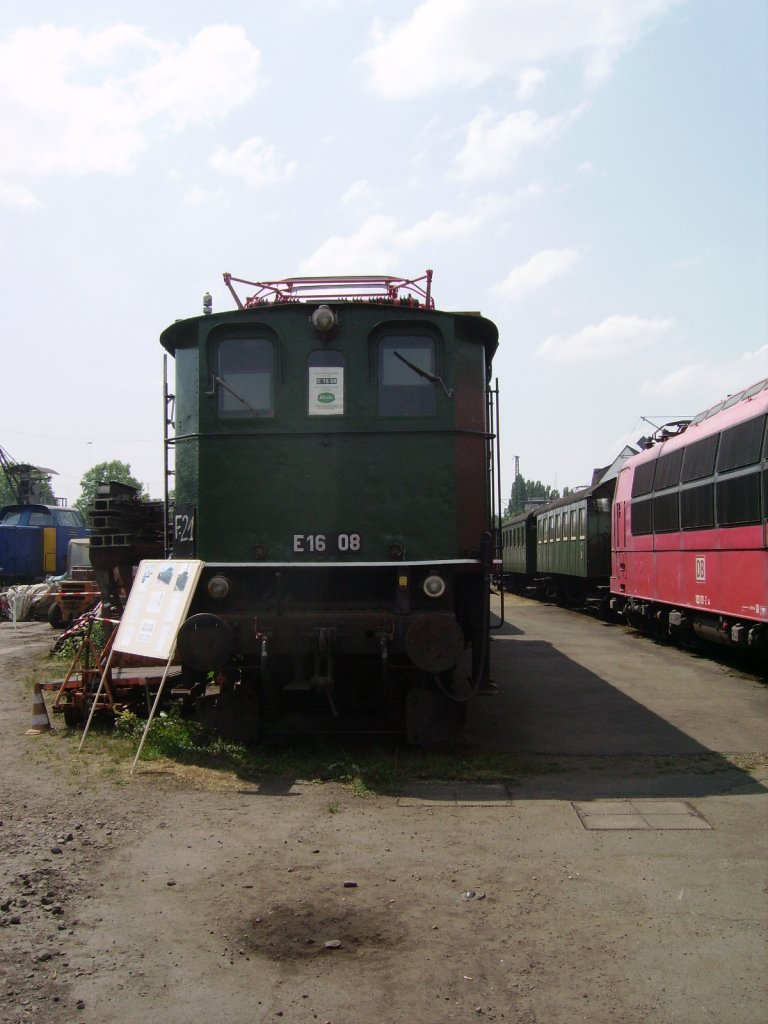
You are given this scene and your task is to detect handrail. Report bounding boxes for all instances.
[223,270,434,309]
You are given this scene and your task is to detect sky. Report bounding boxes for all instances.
[1,0,766,509]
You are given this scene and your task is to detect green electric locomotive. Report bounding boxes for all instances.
[161,271,499,742]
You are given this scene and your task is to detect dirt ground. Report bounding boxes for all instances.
[1,601,767,1024]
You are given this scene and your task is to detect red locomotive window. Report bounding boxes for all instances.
[631,459,656,497]
[630,498,653,535]
[744,379,768,399]
[716,473,762,526]
[723,390,746,409]
[652,492,679,532]
[654,449,683,489]
[681,483,715,530]
[682,433,719,481]
[716,415,766,473]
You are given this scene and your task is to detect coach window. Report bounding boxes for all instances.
[378,336,437,417]
[570,510,576,539]
[308,350,345,416]
[216,338,274,418]
[578,508,585,539]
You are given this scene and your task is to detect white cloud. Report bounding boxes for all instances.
[401,209,482,246]
[299,208,484,274]
[342,179,380,209]
[300,186,547,274]
[129,25,261,127]
[182,185,230,209]
[0,23,262,204]
[515,68,549,100]
[453,105,585,180]
[299,214,400,273]
[476,183,548,215]
[0,181,41,210]
[209,137,296,187]
[642,345,768,400]
[362,0,680,99]
[535,314,675,361]
[492,247,582,300]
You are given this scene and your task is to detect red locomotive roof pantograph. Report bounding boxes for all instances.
[223,270,434,310]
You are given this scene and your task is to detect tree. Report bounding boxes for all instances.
[505,476,561,517]
[75,461,145,513]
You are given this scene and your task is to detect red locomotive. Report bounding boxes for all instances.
[610,378,767,651]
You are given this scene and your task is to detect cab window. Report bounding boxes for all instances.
[54,510,82,527]
[217,338,274,418]
[29,511,55,526]
[378,336,437,417]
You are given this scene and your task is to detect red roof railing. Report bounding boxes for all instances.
[223,270,434,310]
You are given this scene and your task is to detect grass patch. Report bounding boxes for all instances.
[59,708,539,793]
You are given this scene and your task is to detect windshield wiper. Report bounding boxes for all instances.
[393,352,454,399]
[208,375,259,414]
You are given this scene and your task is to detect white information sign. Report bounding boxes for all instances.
[113,560,204,660]
[308,367,344,415]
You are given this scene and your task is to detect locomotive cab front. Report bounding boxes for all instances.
[161,273,498,742]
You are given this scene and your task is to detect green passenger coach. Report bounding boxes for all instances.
[500,484,613,609]
[534,489,612,604]
[160,272,499,742]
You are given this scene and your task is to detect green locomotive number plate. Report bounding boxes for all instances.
[292,533,361,554]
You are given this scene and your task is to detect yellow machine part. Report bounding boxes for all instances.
[43,527,57,573]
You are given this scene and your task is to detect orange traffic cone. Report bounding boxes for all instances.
[25,683,52,736]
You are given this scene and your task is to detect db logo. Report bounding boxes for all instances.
[695,557,706,582]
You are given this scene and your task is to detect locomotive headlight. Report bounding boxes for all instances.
[423,574,446,598]
[207,574,231,600]
[311,304,337,333]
